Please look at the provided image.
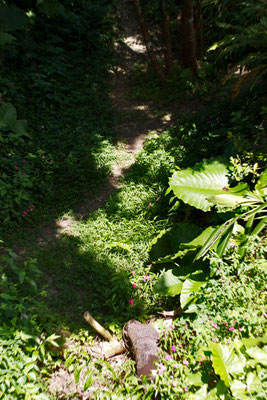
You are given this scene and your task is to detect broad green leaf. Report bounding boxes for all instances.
[187,371,203,387]
[0,6,28,31]
[180,279,206,309]
[246,372,261,393]
[0,103,17,127]
[209,343,235,387]
[207,194,250,207]
[181,226,216,249]
[188,384,208,400]
[246,346,267,366]
[154,269,183,296]
[169,160,249,211]
[255,168,267,196]
[230,380,248,399]
[242,334,267,348]
[11,119,29,137]
[0,32,16,46]
[149,223,201,262]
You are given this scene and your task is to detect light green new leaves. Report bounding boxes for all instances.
[169,160,249,211]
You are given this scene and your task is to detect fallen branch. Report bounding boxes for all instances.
[84,311,125,359]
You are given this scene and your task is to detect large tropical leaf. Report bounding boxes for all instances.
[169,160,249,211]
[180,279,206,309]
[0,6,28,32]
[149,222,202,262]
[209,343,244,387]
[154,269,183,296]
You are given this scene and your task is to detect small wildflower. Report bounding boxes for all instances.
[148,202,152,206]
[165,354,171,361]
[42,156,45,159]
[137,205,141,208]
[30,208,33,211]
[185,322,188,327]
[158,363,167,374]
[199,357,205,363]
[212,322,218,329]
[238,327,243,331]
[227,339,231,344]
[172,381,178,388]
[41,125,45,129]
[132,283,137,289]
[229,327,234,332]
[183,360,189,366]
[212,337,217,342]
[24,211,27,215]
[132,270,135,274]
[24,160,27,163]
[171,345,176,352]
[173,363,178,368]
[184,386,188,393]
[129,299,133,306]
[143,274,150,282]
[178,344,182,348]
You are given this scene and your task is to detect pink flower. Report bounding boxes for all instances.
[129,299,133,306]
[137,205,141,208]
[157,363,167,374]
[172,381,178,387]
[184,386,188,393]
[143,274,149,282]
[173,363,178,368]
[30,208,33,211]
[212,337,217,342]
[132,270,135,274]
[229,327,234,331]
[185,322,188,327]
[183,360,189,366]
[41,125,45,129]
[238,327,243,331]
[165,354,172,361]
[171,346,176,352]
[148,203,152,206]
[178,344,182,347]
[24,211,27,215]
[199,357,205,363]
[132,283,137,289]
[212,322,218,329]
[227,339,231,344]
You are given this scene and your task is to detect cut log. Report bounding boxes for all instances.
[124,320,160,377]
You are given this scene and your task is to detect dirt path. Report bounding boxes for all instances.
[34,0,175,244]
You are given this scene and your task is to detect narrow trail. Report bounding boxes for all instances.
[35,0,174,244]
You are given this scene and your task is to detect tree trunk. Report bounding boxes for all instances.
[162,1,173,74]
[194,0,203,60]
[181,0,198,72]
[133,0,165,81]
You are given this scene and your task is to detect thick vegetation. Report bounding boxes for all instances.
[0,0,266,399]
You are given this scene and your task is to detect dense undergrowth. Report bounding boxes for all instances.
[0,0,266,399]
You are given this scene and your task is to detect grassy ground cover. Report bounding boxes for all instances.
[0,1,266,399]
[2,93,266,398]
